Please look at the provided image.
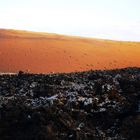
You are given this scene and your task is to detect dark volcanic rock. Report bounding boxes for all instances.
[0,67,140,140]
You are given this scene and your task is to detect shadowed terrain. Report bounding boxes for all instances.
[0,29,140,73]
[0,68,140,140]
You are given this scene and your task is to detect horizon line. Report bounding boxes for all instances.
[0,28,140,43]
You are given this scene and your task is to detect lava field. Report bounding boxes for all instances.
[0,68,140,140]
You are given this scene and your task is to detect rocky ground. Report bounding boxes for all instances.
[0,68,140,140]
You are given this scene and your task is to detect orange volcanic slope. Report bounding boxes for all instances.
[0,29,140,73]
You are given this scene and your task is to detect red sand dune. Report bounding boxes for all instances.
[0,29,140,73]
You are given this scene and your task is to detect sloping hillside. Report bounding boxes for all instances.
[0,29,140,73]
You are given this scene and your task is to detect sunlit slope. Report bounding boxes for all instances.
[0,29,140,73]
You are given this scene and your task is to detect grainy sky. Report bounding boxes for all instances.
[0,0,140,41]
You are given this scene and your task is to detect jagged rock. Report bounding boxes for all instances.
[0,67,139,140]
